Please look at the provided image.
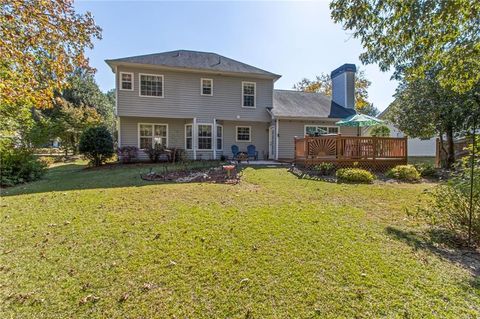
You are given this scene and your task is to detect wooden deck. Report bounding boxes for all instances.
[294,135,408,171]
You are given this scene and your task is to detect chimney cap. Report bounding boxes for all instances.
[331,63,356,78]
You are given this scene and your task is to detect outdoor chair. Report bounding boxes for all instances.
[247,145,258,160]
[231,145,239,159]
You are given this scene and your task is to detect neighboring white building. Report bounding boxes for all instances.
[377,106,436,157]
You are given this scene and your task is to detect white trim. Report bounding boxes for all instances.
[197,123,214,151]
[275,119,279,160]
[114,66,119,116]
[213,118,216,159]
[119,72,134,91]
[139,73,164,98]
[184,123,193,150]
[235,125,252,143]
[118,117,121,147]
[241,81,256,108]
[137,122,169,149]
[200,78,213,96]
[193,118,197,160]
[216,124,223,151]
[304,124,340,136]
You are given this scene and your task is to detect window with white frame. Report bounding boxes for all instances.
[140,74,163,97]
[197,124,212,150]
[185,124,193,150]
[305,126,339,136]
[139,124,167,149]
[201,78,213,96]
[216,125,223,150]
[242,82,256,107]
[120,72,133,90]
[236,126,251,142]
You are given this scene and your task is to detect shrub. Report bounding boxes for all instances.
[38,156,56,166]
[0,146,47,187]
[79,126,114,166]
[370,125,391,137]
[143,143,165,163]
[118,146,138,164]
[414,163,437,178]
[336,168,375,184]
[386,165,421,181]
[313,162,335,175]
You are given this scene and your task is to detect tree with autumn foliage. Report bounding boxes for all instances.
[293,69,379,116]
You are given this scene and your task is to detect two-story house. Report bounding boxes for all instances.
[106,50,357,161]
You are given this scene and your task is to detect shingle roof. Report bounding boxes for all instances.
[272,90,356,119]
[105,50,281,79]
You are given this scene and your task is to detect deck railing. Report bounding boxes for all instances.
[294,135,408,170]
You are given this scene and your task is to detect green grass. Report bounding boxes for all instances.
[1,162,479,318]
[408,156,436,165]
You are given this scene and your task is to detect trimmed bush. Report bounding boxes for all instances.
[336,168,375,184]
[38,156,56,166]
[414,163,437,178]
[79,126,114,166]
[386,165,421,181]
[313,162,335,175]
[0,146,47,187]
[143,143,166,163]
[118,146,139,164]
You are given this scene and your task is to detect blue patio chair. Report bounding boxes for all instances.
[231,145,239,159]
[247,145,258,161]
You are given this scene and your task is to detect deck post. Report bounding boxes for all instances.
[404,136,408,164]
[372,136,377,160]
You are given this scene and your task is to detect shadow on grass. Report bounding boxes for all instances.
[1,161,282,197]
[385,226,480,281]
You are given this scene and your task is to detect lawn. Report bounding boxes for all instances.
[1,162,479,318]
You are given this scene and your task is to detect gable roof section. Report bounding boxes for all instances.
[272,90,356,119]
[105,50,281,79]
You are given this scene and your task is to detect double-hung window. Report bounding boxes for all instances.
[201,78,213,96]
[305,126,339,136]
[236,126,251,142]
[139,124,167,149]
[139,74,163,97]
[216,125,223,150]
[185,124,193,150]
[197,124,212,150]
[242,82,256,108]
[120,72,133,90]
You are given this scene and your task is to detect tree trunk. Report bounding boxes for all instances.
[445,126,455,168]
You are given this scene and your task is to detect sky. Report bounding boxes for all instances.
[75,0,398,112]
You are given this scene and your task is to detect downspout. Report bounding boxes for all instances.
[275,118,279,160]
[213,118,216,160]
[193,117,197,160]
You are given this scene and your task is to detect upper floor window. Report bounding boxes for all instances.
[236,126,251,142]
[139,73,163,97]
[120,72,133,91]
[201,78,213,96]
[305,126,339,136]
[242,82,256,108]
[139,123,167,149]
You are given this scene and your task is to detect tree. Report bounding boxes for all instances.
[79,126,114,166]
[0,0,102,109]
[330,0,480,94]
[386,76,472,167]
[293,69,379,116]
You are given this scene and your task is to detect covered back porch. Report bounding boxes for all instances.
[294,135,408,171]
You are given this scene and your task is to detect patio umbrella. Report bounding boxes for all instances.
[335,114,384,136]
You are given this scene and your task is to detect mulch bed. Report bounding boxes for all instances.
[141,166,240,184]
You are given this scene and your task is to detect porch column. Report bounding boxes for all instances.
[213,118,217,160]
[275,119,279,160]
[193,117,197,160]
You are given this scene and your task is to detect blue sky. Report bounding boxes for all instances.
[76,0,398,111]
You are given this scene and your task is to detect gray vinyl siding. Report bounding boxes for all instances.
[117,66,273,122]
[119,117,269,160]
[277,119,357,159]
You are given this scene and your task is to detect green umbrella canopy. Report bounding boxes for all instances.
[335,114,384,127]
